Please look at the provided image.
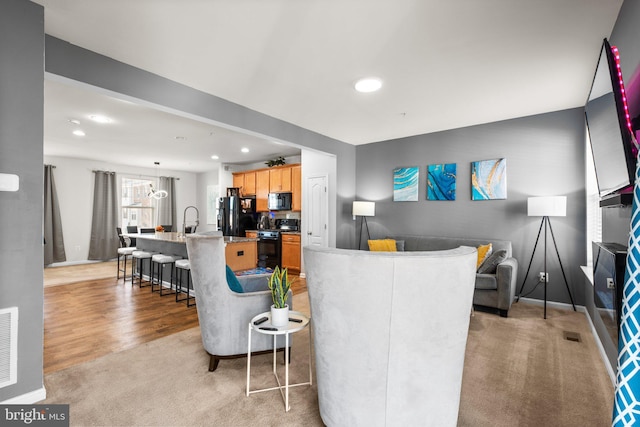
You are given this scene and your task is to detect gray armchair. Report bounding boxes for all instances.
[185,234,291,371]
[304,245,477,426]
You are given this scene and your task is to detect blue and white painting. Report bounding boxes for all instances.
[393,167,419,201]
[427,163,456,201]
[471,158,507,200]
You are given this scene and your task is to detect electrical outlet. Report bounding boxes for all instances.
[538,272,549,283]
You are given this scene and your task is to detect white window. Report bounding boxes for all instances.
[121,176,155,228]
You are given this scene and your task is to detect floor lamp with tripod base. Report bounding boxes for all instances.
[353,201,375,250]
[516,196,576,319]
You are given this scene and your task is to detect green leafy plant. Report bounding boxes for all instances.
[265,156,286,167]
[268,266,293,308]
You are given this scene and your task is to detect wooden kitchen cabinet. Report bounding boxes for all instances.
[232,173,244,193]
[245,231,258,239]
[225,240,257,272]
[256,169,270,212]
[281,233,301,272]
[239,164,300,212]
[269,166,292,192]
[243,171,256,195]
[291,165,301,211]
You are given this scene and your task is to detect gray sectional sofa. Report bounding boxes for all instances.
[386,235,518,317]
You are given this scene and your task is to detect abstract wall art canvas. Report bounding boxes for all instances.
[393,167,419,201]
[471,158,507,200]
[427,163,456,201]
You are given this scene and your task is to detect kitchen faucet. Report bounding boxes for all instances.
[182,206,200,236]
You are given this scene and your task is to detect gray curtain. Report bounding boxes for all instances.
[157,176,177,230]
[88,171,119,260]
[43,165,66,265]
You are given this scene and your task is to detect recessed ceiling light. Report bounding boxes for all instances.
[88,114,113,124]
[241,148,250,153]
[73,130,85,137]
[68,119,81,125]
[354,77,383,93]
[211,155,219,160]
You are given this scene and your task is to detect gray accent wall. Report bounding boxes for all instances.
[356,108,587,307]
[0,0,44,402]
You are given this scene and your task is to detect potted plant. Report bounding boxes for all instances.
[265,156,286,167]
[268,266,293,326]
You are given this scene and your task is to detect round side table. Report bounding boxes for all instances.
[246,310,312,411]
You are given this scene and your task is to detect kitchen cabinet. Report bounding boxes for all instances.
[291,165,301,211]
[256,169,270,212]
[269,166,292,192]
[245,231,258,239]
[232,172,256,196]
[244,171,256,195]
[225,240,257,272]
[281,233,301,272]
[232,173,244,193]
[237,163,300,212]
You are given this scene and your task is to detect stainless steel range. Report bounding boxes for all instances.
[256,219,299,269]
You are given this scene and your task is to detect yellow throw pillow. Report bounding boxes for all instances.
[368,239,397,252]
[476,243,492,269]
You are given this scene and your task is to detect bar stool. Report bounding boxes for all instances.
[151,253,181,296]
[117,246,137,281]
[132,250,155,288]
[116,227,136,282]
[174,259,195,307]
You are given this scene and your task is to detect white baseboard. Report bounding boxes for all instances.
[517,297,616,385]
[1,386,46,404]
[47,259,115,267]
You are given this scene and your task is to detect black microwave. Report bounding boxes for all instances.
[268,192,292,210]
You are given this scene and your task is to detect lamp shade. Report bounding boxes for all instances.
[352,201,375,217]
[527,196,566,217]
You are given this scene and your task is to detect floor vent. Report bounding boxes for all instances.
[0,307,18,389]
[563,331,582,343]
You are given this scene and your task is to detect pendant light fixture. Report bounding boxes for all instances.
[147,161,168,200]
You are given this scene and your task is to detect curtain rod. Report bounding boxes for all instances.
[90,170,180,180]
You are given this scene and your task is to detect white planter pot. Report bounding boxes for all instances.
[271,304,289,327]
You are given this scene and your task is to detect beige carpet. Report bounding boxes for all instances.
[43,295,614,426]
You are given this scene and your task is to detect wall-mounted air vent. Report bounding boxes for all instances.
[0,307,18,388]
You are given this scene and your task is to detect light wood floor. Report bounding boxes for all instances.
[44,263,306,374]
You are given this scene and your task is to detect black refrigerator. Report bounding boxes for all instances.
[217,196,257,236]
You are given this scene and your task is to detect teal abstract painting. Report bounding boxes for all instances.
[427,163,456,200]
[393,167,419,201]
[471,158,507,200]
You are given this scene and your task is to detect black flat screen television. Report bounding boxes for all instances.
[585,38,637,199]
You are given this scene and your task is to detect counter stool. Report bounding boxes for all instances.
[117,246,137,281]
[174,259,195,307]
[151,253,181,296]
[132,250,155,288]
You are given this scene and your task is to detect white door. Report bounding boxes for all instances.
[306,175,328,248]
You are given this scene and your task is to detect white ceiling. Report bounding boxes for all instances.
[43,79,301,172]
[36,0,624,171]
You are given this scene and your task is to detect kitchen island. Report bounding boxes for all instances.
[126,232,259,292]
